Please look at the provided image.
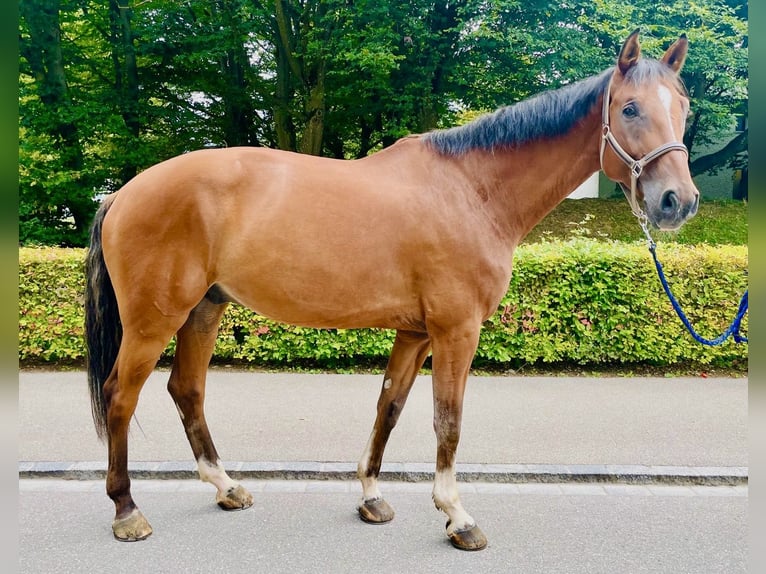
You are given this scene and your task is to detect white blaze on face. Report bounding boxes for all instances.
[657,85,676,138]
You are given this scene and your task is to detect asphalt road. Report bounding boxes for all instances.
[18,370,749,572]
[20,478,747,574]
[19,370,747,468]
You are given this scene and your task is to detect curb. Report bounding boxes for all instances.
[19,461,748,486]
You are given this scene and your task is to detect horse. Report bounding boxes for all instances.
[84,30,698,550]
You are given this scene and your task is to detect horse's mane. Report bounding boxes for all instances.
[423,60,683,156]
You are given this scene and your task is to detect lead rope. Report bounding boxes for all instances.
[636,214,748,346]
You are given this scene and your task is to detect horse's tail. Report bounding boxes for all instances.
[84,194,120,441]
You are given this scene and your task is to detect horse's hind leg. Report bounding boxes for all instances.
[357,330,430,523]
[104,330,178,541]
[167,298,253,511]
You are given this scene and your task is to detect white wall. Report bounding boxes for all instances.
[567,172,600,199]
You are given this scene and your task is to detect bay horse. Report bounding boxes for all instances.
[85,30,698,550]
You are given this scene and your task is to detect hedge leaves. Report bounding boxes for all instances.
[19,239,747,368]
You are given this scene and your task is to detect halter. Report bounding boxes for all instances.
[599,76,688,223]
[599,75,747,346]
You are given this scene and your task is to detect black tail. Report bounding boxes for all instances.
[84,195,120,441]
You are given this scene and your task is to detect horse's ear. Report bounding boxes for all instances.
[661,33,688,74]
[617,28,642,75]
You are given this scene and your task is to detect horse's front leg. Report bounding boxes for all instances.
[357,330,431,523]
[430,323,487,551]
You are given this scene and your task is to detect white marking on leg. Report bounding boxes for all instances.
[383,378,392,390]
[433,468,475,535]
[197,456,239,494]
[357,430,382,504]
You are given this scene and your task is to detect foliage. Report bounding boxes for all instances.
[19,241,748,369]
[18,0,748,246]
[523,198,748,245]
[18,246,87,361]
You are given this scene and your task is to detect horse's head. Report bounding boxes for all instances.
[600,29,699,231]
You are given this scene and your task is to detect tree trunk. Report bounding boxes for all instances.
[274,31,296,151]
[683,73,707,156]
[109,0,141,182]
[272,0,330,155]
[216,0,256,147]
[273,0,299,151]
[690,129,748,177]
[298,63,325,155]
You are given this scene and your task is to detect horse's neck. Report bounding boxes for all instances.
[468,104,604,244]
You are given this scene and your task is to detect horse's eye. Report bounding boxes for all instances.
[622,103,639,118]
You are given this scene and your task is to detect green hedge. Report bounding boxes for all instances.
[19,240,748,368]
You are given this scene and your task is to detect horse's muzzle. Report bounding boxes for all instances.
[649,188,699,230]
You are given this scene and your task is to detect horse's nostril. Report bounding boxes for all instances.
[661,190,679,214]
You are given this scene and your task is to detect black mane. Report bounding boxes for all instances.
[424,60,685,156]
[423,70,612,156]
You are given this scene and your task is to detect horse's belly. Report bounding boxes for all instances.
[217,270,423,331]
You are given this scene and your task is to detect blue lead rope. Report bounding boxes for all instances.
[647,240,748,346]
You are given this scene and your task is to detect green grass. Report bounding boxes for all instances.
[523,198,747,246]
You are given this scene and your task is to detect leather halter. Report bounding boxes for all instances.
[599,76,688,219]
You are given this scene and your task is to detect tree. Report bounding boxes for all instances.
[19,0,95,245]
[138,0,268,149]
[270,0,332,154]
[18,0,747,246]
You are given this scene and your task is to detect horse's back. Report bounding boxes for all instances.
[101,143,510,330]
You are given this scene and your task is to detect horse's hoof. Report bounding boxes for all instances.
[112,509,152,542]
[446,520,487,551]
[216,484,254,510]
[358,497,395,524]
